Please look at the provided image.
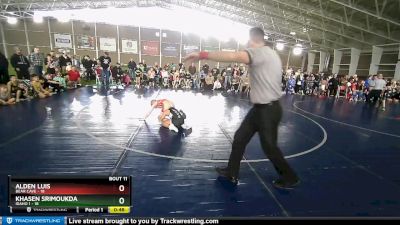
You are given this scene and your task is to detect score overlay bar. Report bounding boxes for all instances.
[8,176,132,214]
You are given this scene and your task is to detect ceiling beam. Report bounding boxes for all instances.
[259,0,400,43]
[329,0,400,27]
[224,0,375,47]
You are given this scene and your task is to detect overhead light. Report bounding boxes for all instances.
[276,42,284,51]
[290,31,296,36]
[7,17,18,25]
[33,15,43,23]
[293,44,303,55]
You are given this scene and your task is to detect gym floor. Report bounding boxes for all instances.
[0,87,399,217]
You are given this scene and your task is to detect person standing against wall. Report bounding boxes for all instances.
[10,47,30,80]
[98,51,112,90]
[59,51,72,74]
[29,47,45,77]
[128,58,137,79]
[0,51,9,84]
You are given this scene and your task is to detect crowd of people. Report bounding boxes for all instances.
[1,46,399,111]
[0,47,83,105]
[126,61,251,95]
[282,69,400,111]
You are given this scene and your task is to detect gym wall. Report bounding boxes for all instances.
[0,17,306,70]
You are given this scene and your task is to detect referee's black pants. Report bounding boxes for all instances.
[366,89,382,105]
[227,101,298,183]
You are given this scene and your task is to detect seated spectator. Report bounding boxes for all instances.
[172,72,180,89]
[148,68,156,88]
[205,72,214,90]
[111,63,124,84]
[53,72,67,90]
[18,82,32,100]
[135,69,142,88]
[45,74,62,93]
[319,77,328,96]
[7,75,23,102]
[213,78,222,91]
[122,70,131,85]
[0,84,16,105]
[31,75,52,98]
[231,73,240,93]
[67,66,81,88]
[161,69,169,88]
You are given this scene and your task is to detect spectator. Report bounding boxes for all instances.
[192,70,200,90]
[286,75,296,95]
[45,54,57,75]
[142,60,147,72]
[45,74,62,93]
[153,62,161,87]
[161,68,169,88]
[205,72,214,90]
[202,63,209,74]
[148,68,156,88]
[53,71,67,90]
[368,74,386,108]
[98,52,112,89]
[10,47,30,80]
[224,64,233,90]
[212,77,222,90]
[128,58,137,78]
[31,75,52,98]
[231,73,240,93]
[319,77,328,96]
[72,55,81,68]
[188,62,197,76]
[328,74,339,97]
[211,66,220,77]
[7,75,23,102]
[366,75,377,103]
[82,55,95,80]
[0,84,15,105]
[240,72,250,93]
[0,51,9,84]
[138,62,145,72]
[45,50,59,69]
[29,47,45,76]
[111,63,124,84]
[67,66,81,88]
[59,51,72,73]
[135,69,142,88]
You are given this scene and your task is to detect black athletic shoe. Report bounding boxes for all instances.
[272,179,300,190]
[182,127,193,137]
[215,167,238,185]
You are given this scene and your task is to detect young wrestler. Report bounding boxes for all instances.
[0,85,16,105]
[31,75,52,98]
[150,99,191,132]
[7,75,22,102]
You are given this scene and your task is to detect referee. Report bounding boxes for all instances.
[184,27,299,189]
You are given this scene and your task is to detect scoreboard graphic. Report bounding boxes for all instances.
[8,176,132,214]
